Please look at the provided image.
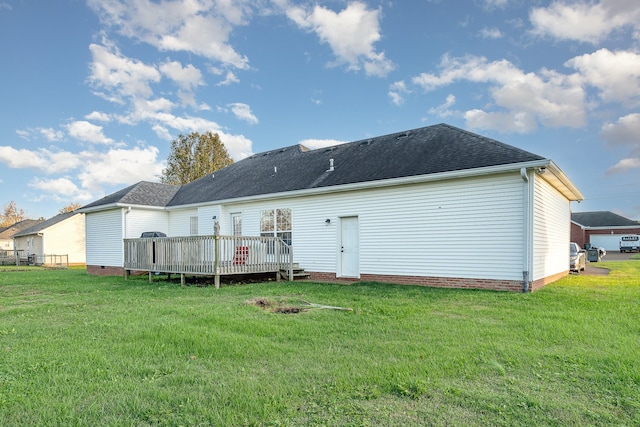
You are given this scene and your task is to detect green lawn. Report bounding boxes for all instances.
[1,262,639,426]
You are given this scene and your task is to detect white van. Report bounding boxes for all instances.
[619,235,640,253]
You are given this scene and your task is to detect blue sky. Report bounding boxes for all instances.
[1,0,639,221]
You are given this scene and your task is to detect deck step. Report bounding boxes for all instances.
[279,265,311,281]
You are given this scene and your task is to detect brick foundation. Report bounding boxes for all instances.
[530,270,568,292]
[87,265,567,292]
[307,271,567,292]
[87,265,126,276]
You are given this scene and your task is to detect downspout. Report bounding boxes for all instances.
[520,168,531,293]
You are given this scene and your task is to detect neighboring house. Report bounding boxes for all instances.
[80,124,583,292]
[13,212,86,266]
[0,219,43,252]
[571,211,640,251]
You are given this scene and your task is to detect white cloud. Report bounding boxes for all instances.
[299,138,347,150]
[15,127,64,142]
[85,111,112,122]
[89,41,161,100]
[38,128,63,142]
[228,102,258,124]
[484,0,509,7]
[0,146,81,174]
[217,71,240,86]
[388,80,410,106]
[16,129,30,140]
[0,143,165,202]
[428,94,457,118]
[28,178,94,202]
[412,54,586,132]
[285,1,394,77]
[0,2,11,11]
[606,158,640,175]
[600,113,640,151]
[0,146,49,170]
[566,49,640,106]
[160,60,204,90]
[530,0,640,44]
[601,114,640,175]
[479,27,503,39]
[465,109,538,133]
[66,120,115,145]
[127,108,252,160]
[77,146,164,190]
[87,0,250,69]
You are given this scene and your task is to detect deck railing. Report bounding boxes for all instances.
[123,235,293,286]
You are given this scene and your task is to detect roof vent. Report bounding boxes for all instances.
[396,131,410,140]
[327,158,335,172]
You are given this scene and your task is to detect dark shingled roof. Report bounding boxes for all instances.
[13,211,80,237]
[168,123,545,206]
[571,211,639,227]
[81,181,180,210]
[0,219,44,239]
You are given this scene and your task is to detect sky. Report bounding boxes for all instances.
[0,0,639,221]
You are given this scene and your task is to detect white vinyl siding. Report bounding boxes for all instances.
[169,209,197,236]
[217,172,526,281]
[40,214,86,264]
[86,210,124,267]
[532,175,571,280]
[125,209,169,238]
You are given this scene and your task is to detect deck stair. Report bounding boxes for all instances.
[280,263,310,281]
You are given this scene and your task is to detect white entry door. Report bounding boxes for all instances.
[340,216,359,278]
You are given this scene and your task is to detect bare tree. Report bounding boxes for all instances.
[160,131,233,185]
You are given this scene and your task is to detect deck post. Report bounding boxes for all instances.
[181,273,185,287]
[149,271,153,283]
[125,269,129,281]
[289,246,294,281]
[214,233,220,289]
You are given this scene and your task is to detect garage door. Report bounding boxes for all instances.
[590,235,621,251]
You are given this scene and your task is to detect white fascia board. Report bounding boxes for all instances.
[166,160,554,211]
[541,161,584,201]
[579,225,640,231]
[78,203,167,214]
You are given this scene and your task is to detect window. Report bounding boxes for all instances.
[190,216,198,235]
[260,208,292,246]
[231,213,242,236]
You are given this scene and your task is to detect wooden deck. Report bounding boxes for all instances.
[123,235,294,287]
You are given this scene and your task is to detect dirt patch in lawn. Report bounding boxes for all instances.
[244,297,353,314]
[244,297,309,314]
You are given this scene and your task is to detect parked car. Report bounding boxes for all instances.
[570,242,586,273]
[140,231,167,238]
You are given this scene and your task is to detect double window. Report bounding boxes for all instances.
[260,208,292,246]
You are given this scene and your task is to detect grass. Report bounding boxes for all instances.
[1,262,639,426]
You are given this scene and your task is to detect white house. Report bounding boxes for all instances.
[80,124,583,291]
[13,211,86,266]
